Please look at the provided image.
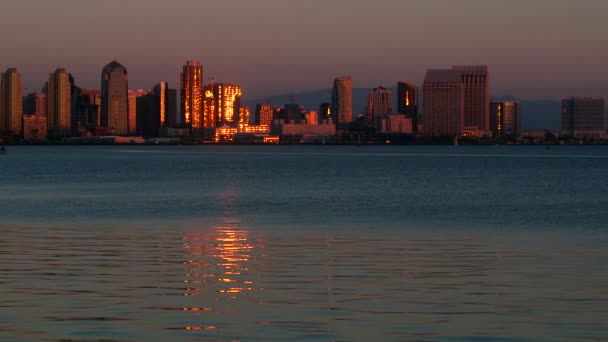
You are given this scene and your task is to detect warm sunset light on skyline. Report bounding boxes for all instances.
[1,0,607,100]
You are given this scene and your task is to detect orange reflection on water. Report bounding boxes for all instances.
[182,220,258,299]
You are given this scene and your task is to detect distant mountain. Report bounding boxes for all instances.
[244,88,566,130]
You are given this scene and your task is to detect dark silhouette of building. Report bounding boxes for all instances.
[332,75,352,124]
[101,60,129,135]
[490,101,520,137]
[397,82,418,132]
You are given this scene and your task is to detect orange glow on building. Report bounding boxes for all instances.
[180,60,203,129]
[203,87,215,128]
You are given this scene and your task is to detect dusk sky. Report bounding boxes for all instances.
[1,0,606,100]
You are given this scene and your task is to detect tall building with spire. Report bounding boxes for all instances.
[397,81,418,132]
[332,76,353,124]
[452,65,489,136]
[366,86,393,125]
[46,68,72,138]
[101,61,129,135]
[0,68,23,137]
[422,69,464,137]
[180,60,203,130]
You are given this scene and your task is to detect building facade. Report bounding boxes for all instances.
[180,60,203,130]
[254,103,274,126]
[47,68,72,138]
[319,102,332,123]
[22,115,47,141]
[0,68,23,137]
[23,92,47,117]
[397,81,418,132]
[490,101,520,137]
[422,69,464,137]
[332,76,353,124]
[562,97,605,137]
[366,86,393,125]
[452,65,490,136]
[101,61,129,136]
[210,83,242,127]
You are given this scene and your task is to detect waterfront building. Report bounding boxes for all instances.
[203,85,215,128]
[47,68,72,138]
[0,68,23,137]
[136,82,176,138]
[128,89,151,135]
[397,82,418,132]
[23,92,46,117]
[380,114,413,135]
[306,111,318,125]
[180,60,203,129]
[422,69,464,137]
[490,101,520,137]
[319,102,332,123]
[332,76,353,124]
[254,103,274,126]
[239,106,250,125]
[452,65,490,136]
[101,61,129,136]
[562,97,605,137]
[79,90,101,128]
[21,115,47,140]
[210,83,241,127]
[366,86,393,125]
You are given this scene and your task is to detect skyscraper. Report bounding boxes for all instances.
[101,61,129,135]
[46,68,71,138]
[490,101,520,137]
[23,92,47,117]
[0,68,23,137]
[562,97,605,137]
[180,60,203,130]
[137,82,177,138]
[366,86,393,125]
[128,89,151,135]
[209,83,241,127]
[332,76,353,124]
[422,69,464,137]
[397,82,418,132]
[452,65,490,135]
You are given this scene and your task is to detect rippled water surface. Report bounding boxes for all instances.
[1,146,608,341]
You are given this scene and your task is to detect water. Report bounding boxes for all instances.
[1,145,607,341]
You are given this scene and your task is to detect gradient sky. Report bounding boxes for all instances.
[1,0,606,100]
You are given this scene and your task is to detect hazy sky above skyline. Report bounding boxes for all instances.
[1,0,606,100]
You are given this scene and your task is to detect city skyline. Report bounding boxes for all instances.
[1,0,607,100]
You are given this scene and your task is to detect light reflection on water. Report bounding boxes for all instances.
[1,221,607,341]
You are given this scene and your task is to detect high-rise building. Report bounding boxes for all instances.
[46,68,72,138]
[180,60,203,130]
[80,90,101,128]
[254,103,274,126]
[208,83,241,127]
[366,86,393,125]
[239,106,250,125]
[332,76,353,124]
[490,101,520,137]
[101,61,129,135]
[397,82,418,132]
[203,85,215,128]
[562,97,605,137]
[23,92,47,117]
[128,89,151,135]
[319,102,332,123]
[137,82,177,138]
[21,115,47,141]
[452,65,490,135]
[0,68,23,137]
[422,69,464,136]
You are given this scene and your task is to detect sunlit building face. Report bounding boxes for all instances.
[180,60,203,129]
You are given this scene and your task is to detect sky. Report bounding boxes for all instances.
[0,0,607,100]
